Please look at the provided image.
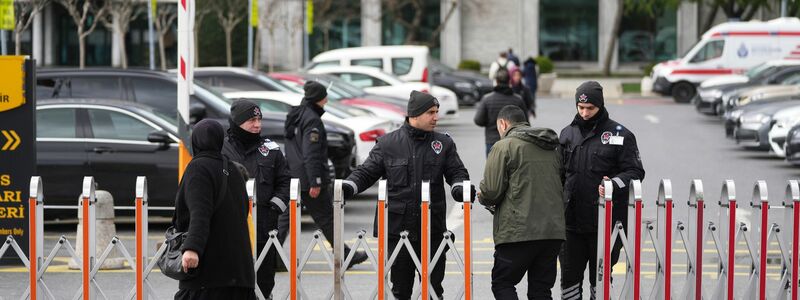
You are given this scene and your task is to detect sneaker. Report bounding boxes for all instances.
[347,250,368,269]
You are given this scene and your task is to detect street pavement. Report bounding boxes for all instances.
[1,95,798,299]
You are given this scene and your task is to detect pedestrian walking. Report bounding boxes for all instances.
[474,70,528,156]
[523,56,538,95]
[489,51,516,84]
[341,91,475,300]
[558,81,645,300]
[479,105,565,300]
[222,99,291,298]
[281,81,368,267]
[507,48,521,67]
[509,66,536,118]
[173,119,256,300]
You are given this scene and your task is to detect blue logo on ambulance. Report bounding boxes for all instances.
[738,44,749,58]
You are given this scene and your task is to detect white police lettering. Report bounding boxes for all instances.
[609,136,624,146]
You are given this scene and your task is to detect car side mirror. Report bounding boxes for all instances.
[189,103,206,124]
[147,131,173,147]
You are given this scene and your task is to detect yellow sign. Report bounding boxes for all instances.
[0,56,25,113]
[306,0,313,34]
[0,0,13,30]
[151,0,157,21]
[250,0,258,27]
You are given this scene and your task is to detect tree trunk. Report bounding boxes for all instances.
[14,30,21,55]
[159,33,167,70]
[79,28,86,69]
[118,25,128,69]
[268,31,274,73]
[225,27,233,66]
[602,0,623,76]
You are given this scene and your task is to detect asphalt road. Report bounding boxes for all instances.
[1,95,798,299]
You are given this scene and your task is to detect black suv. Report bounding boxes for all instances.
[36,69,355,180]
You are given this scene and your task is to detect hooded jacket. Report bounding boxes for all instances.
[174,120,254,290]
[284,101,329,190]
[474,85,528,144]
[479,123,566,245]
[559,109,645,233]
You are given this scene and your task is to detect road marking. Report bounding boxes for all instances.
[644,114,660,124]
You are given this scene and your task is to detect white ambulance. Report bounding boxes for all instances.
[651,17,800,103]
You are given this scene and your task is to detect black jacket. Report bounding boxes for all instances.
[223,130,291,243]
[174,120,254,290]
[512,83,536,116]
[284,102,329,190]
[345,123,470,241]
[474,85,528,144]
[559,110,645,233]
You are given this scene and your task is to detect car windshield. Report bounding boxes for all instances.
[745,63,771,79]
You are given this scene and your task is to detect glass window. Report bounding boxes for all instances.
[257,100,292,113]
[311,60,341,68]
[689,40,725,63]
[130,77,178,118]
[36,78,58,99]
[392,58,414,75]
[539,0,598,61]
[215,76,266,92]
[69,77,124,99]
[352,58,383,68]
[88,109,155,141]
[37,108,78,138]
[782,73,800,85]
[618,6,677,62]
[336,73,389,88]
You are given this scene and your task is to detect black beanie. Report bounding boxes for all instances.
[407,90,439,117]
[230,99,262,125]
[575,81,604,108]
[303,81,328,103]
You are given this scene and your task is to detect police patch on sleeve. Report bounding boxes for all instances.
[309,132,320,143]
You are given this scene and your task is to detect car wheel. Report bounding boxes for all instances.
[672,82,695,103]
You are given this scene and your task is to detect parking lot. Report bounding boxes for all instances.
[1,94,797,299]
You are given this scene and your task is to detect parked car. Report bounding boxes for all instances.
[768,105,800,157]
[429,60,492,105]
[268,72,406,126]
[308,66,460,118]
[724,95,800,136]
[733,101,800,149]
[734,84,800,109]
[651,17,800,103]
[785,123,800,165]
[37,99,179,217]
[225,91,394,166]
[694,61,800,115]
[36,68,355,178]
[193,67,297,93]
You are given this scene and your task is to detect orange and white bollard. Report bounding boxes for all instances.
[595,179,613,300]
[420,180,431,300]
[135,176,148,300]
[289,178,301,300]
[28,176,43,300]
[377,180,388,300]
[461,180,473,300]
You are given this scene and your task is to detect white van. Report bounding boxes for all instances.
[309,46,431,83]
[651,17,800,103]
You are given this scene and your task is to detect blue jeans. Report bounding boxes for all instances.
[486,143,495,157]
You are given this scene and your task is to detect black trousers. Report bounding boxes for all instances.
[559,231,623,300]
[277,185,351,251]
[175,287,256,300]
[387,233,448,300]
[491,239,562,300]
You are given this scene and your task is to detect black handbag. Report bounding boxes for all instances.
[158,157,229,280]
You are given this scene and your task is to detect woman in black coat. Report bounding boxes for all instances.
[174,119,255,299]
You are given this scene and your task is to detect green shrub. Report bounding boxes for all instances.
[535,56,554,74]
[642,62,657,76]
[457,59,481,72]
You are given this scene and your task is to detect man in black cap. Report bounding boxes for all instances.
[341,91,474,300]
[558,81,645,300]
[282,81,368,268]
[222,99,290,298]
[474,69,528,156]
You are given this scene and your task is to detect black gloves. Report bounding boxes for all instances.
[452,184,476,203]
[342,183,355,199]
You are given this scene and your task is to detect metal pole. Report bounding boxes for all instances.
[333,180,344,300]
[147,0,155,70]
[1,30,7,55]
[462,180,473,300]
[783,0,788,17]
[29,176,43,300]
[289,178,300,300]
[135,176,148,300]
[247,0,253,69]
[81,176,97,300]
[421,181,431,300]
[596,179,613,300]
[303,0,309,67]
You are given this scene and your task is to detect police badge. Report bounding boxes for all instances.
[601,131,612,145]
[431,140,443,154]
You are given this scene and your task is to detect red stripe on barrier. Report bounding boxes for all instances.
[603,201,612,300]
[28,197,36,300]
[377,202,385,300]
[727,202,736,300]
[665,200,673,300]
[793,202,799,300]
[634,201,641,300]
[181,0,186,10]
[759,202,768,300]
[696,200,704,300]
[82,196,90,299]
[136,198,144,300]
[180,57,186,79]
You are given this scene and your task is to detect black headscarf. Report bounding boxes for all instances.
[191,119,224,159]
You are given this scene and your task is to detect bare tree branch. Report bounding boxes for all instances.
[13,0,50,55]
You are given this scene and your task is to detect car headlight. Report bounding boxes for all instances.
[699,89,722,99]
[474,81,484,87]
[740,113,771,124]
[454,82,475,91]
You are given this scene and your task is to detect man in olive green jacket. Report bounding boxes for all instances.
[479,105,566,300]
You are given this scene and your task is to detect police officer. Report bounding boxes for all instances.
[558,81,645,300]
[282,81,367,267]
[342,91,474,300]
[222,99,290,298]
